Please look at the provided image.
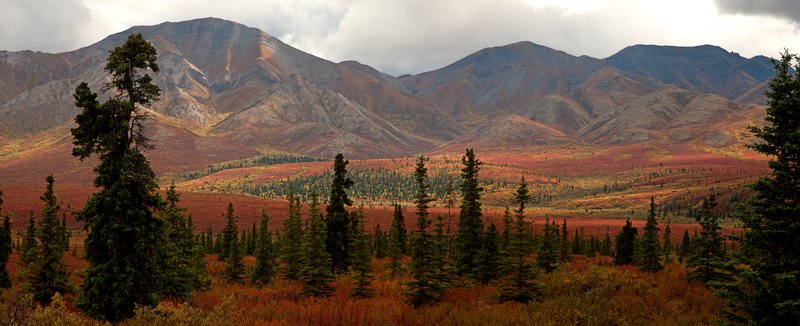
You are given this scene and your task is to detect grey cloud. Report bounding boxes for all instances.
[0,0,91,52]
[716,0,800,24]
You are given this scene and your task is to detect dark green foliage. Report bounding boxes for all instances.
[301,194,335,297]
[20,212,37,268]
[476,221,500,284]
[26,175,72,305]
[679,229,692,261]
[406,156,444,308]
[387,205,405,277]
[252,209,276,285]
[392,204,408,255]
[614,218,637,265]
[559,219,570,261]
[455,149,484,278]
[0,193,10,289]
[636,196,663,272]
[499,206,512,255]
[601,227,613,256]
[572,227,585,256]
[537,217,559,273]
[373,225,388,259]
[280,188,304,280]
[434,214,453,287]
[686,194,729,285]
[72,33,166,322]
[499,178,540,303]
[350,206,374,299]
[663,220,672,262]
[160,184,208,299]
[326,153,354,275]
[221,203,245,282]
[718,51,800,325]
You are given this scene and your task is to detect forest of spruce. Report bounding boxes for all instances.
[0,34,799,326]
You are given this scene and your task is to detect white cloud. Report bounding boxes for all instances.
[0,0,797,74]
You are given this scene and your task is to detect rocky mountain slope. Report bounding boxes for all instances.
[0,17,773,185]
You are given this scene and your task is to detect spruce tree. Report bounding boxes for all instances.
[433,214,452,287]
[719,51,800,324]
[499,178,540,302]
[391,204,408,255]
[252,208,276,285]
[686,194,729,285]
[350,206,374,298]
[559,219,570,261]
[71,34,166,321]
[406,156,444,307]
[636,196,663,272]
[476,221,500,284]
[387,206,405,277]
[325,153,354,275]
[679,229,692,262]
[221,203,245,282]
[373,225,388,259]
[0,209,10,289]
[663,220,672,262]
[281,187,304,280]
[601,227,613,256]
[160,184,207,299]
[499,205,512,255]
[20,212,37,269]
[300,193,335,297]
[614,218,637,265]
[537,217,559,273]
[455,149,484,278]
[27,175,72,305]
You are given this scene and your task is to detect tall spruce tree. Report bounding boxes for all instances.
[160,184,207,299]
[476,221,500,284]
[663,220,672,262]
[614,218,637,265]
[281,187,304,280]
[301,193,335,297]
[221,203,245,282]
[537,217,559,273]
[326,153,354,274]
[20,212,37,269]
[679,229,692,262]
[559,219,570,261]
[406,156,444,307]
[686,194,729,285]
[455,148,484,278]
[637,196,663,272]
[350,205,374,298]
[0,210,9,289]
[391,204,408,255]
[71,33,166,321]
[26,175,72,305]
[719,51,800,324]
[500,178,540,302]
[252,208,276,285]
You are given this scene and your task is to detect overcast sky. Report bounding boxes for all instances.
[2,0,799,75]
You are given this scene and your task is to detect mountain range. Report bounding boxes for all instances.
[0,17,772,186]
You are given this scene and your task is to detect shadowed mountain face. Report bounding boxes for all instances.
[0,17,772,176]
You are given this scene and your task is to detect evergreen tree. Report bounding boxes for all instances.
[0,209,10,289]
[499,205,513,255]
[686,193,729,285]
[455,149,484,278]
[718,51,800,324]
[476,221,500,284]
[663,220,672,262]
[614,218,637,265]
[326,153,354,274]
[387,207,404,277]
[281,187,304,280]
[71,34,166,321]
[499,178,540,302]
[679,229,692,262]
[252,208,276,285]
[406,156,444,307]
[26,175,72,305]
[160,184,207,300]
[300,193,335,297]
[20,212,37,268]
[433,214,452,287]
[636,196,663,272]
[221,203,245,282]
[373,225,388,259]
[391,204,408,255]
[350,206,374,298]
[601,227,613,256]
[559,219,570,261]
[537,217,559,273]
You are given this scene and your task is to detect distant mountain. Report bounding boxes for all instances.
[0,18,772,185]
[605,44,774,103]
